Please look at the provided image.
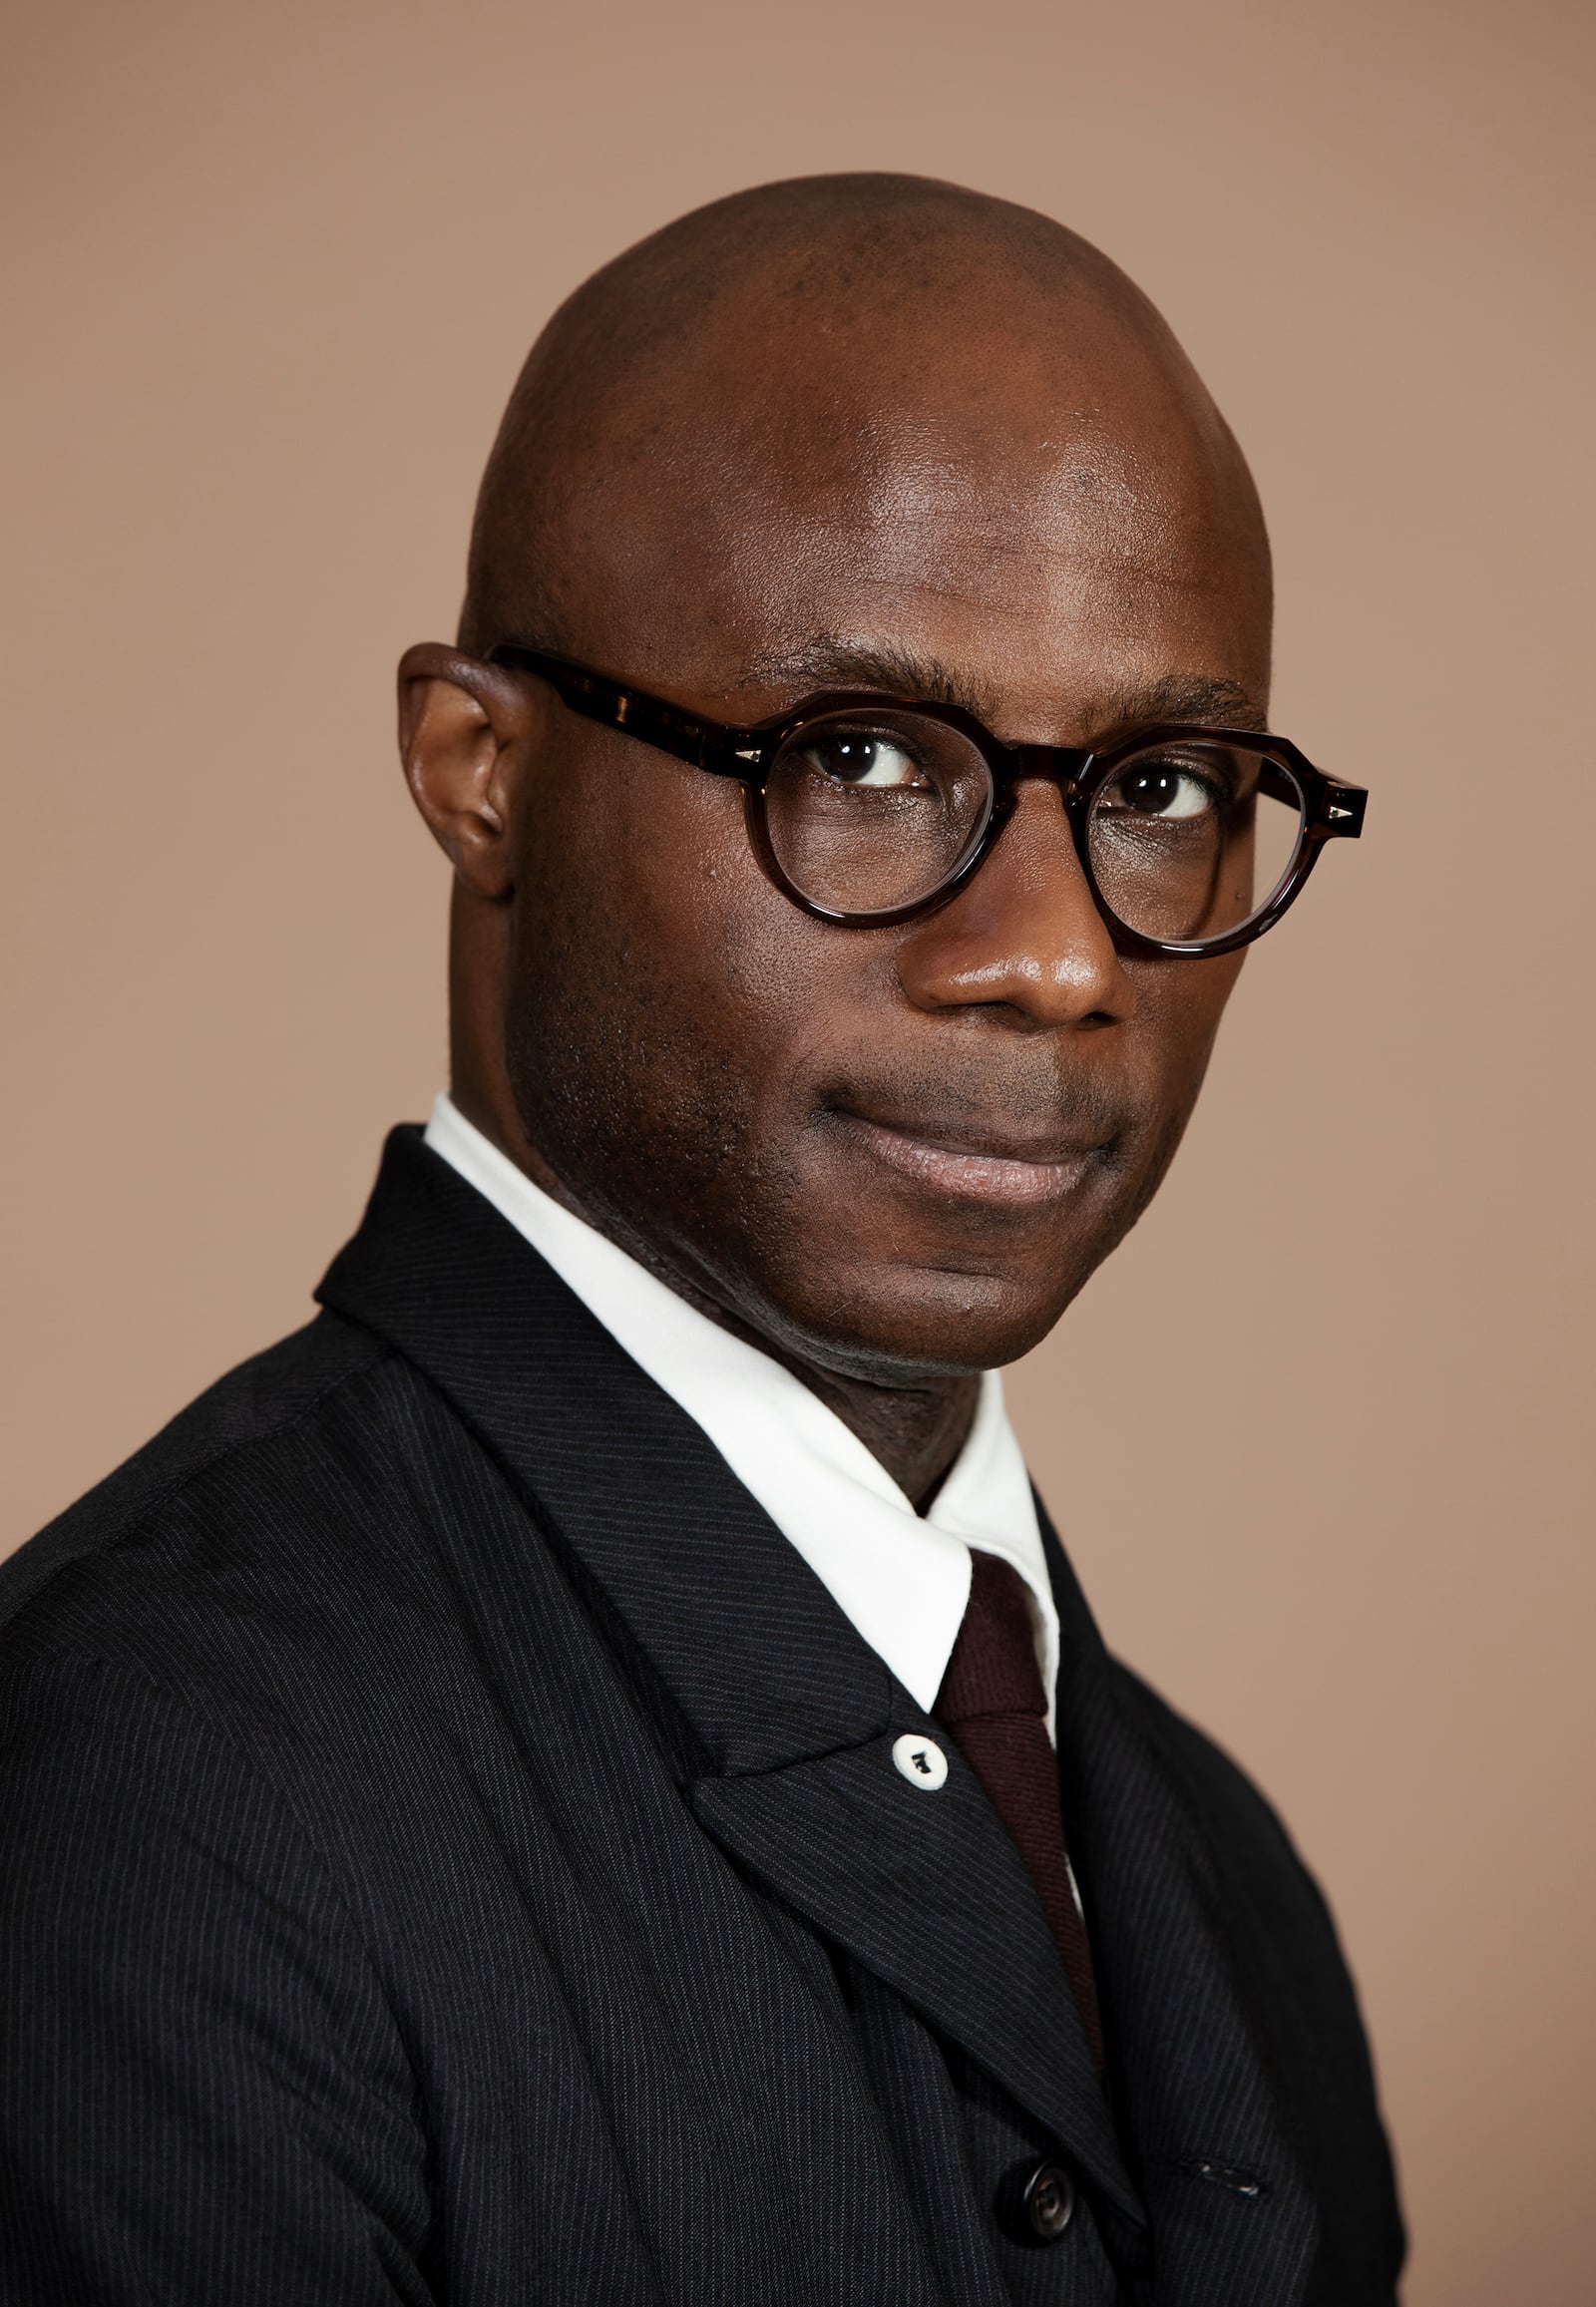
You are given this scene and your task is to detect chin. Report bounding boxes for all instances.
[747,1245,1095,1383]
[705,1154,1140,1379]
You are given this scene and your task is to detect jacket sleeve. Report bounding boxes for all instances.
[0,1648,437,2306]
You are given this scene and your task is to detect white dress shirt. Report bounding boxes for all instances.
[424,1093,1058,1736]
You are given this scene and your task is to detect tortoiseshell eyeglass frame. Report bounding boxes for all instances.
[489,640,1368,961]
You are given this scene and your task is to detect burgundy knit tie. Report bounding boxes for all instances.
[935,1550,1105,2074]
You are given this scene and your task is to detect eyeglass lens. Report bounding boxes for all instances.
[762,710,1307,946]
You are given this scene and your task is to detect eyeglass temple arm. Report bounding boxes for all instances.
[1254,754,1366,839]
[490,644,756,780]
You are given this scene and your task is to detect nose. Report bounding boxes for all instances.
[894,781,1136,1027]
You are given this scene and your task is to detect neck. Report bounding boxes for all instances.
[603,1224,981,1507]
[649,1272,982,1512]
[770,1356,982,1513]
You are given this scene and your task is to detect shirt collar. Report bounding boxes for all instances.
[422,1093,1056,1733]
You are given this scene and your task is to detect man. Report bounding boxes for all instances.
[0,175,1401,2303]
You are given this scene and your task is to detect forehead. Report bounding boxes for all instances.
[547,282,1271,733]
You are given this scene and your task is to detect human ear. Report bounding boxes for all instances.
[397,642,535,901]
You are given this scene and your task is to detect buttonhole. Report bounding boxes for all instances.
[1161,2155,1270,2200]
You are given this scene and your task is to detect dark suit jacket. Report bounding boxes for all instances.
[1,1129,1402,2305]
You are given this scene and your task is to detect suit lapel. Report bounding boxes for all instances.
[689,1733,1138,2221]
[316,1131,1138,2223]
[1041,1516,1320,2306]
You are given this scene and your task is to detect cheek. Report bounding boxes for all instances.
[517,741,752,994]
[1125,950,1246,1112]
[504,746,846,1186]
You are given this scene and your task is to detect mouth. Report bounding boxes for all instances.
[831,1108,1109,1209]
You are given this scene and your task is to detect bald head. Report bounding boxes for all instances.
[459,173,1270,686]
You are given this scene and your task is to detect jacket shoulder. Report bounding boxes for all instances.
[0,1310,394,1645]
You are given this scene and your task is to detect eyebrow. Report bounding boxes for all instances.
[1099,672,1269,735]
[737,636,991,717]
[734,637,1269,738]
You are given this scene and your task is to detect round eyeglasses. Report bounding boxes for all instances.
[490,643,1367,960]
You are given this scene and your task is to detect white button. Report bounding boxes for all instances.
[892,1732,949,1790]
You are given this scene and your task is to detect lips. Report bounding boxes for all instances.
[833,1108,1108,1208]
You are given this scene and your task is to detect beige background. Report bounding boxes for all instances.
[3,1,1591,2296]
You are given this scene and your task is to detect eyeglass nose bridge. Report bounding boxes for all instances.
[990,740,1096,810]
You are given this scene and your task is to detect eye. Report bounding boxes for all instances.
[799,730,932,790]
[1110,759,1220,820]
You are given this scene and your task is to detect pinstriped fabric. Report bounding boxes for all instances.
[4,1361,938,2305]
[1042,1517,1405,2307]
[840,1962,1131,2307]
[0,1128,1403,2305]
[3,1649,438,2304]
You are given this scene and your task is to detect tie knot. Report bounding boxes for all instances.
[935,1550,1046,1728]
